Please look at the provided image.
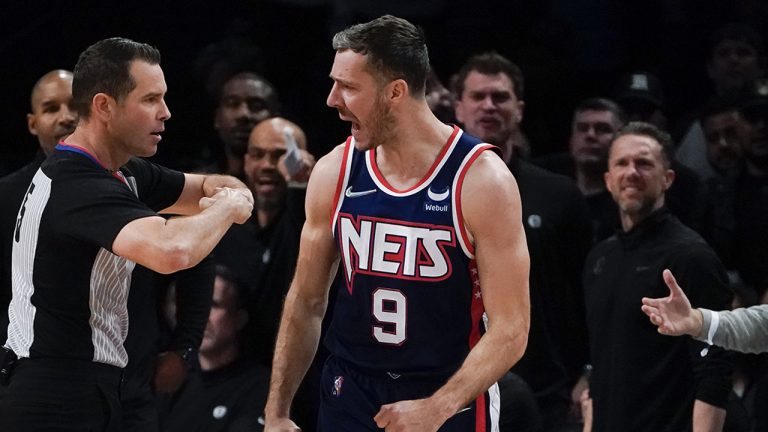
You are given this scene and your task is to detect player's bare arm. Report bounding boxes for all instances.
[374,151,531,431]
[264,144,344,432]
[161,173,253,216]
[112,186,252,274]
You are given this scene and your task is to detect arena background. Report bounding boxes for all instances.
[2,0,766,172]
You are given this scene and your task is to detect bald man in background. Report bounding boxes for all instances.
[214,117,315,366]
[0,69,77,344]
[213,117,320,429]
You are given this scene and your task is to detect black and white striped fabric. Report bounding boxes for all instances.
[5,149,183,367]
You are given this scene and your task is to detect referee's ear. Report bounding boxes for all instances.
[92,92,115,121]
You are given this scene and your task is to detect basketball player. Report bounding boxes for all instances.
[265,15,530,432]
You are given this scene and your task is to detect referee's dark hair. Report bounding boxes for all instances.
[72,37,161,119]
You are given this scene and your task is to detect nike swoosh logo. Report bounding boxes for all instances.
[345,186,377,198]
[427,187,449,201]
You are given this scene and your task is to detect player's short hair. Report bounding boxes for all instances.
[332,15,429,97]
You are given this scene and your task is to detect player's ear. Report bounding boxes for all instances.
[389,79,407,102]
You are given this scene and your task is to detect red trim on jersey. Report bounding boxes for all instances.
[467,258,487,431]
[368,125,460,193]
[468,259,484,345]
[469,259,485,432]
[476,392,487,431]
[455,144,495,256]
[330,137,353,230]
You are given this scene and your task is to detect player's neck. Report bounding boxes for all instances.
[374,116,453,190]
[379,106,452,159]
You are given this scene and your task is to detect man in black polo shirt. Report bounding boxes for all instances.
[582,122,732,431]
[0,37,253,432]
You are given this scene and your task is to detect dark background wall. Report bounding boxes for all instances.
[2,0,767,172]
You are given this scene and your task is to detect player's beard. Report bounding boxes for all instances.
[368,95,396,150]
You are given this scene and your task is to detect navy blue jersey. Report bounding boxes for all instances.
[327,126,497,374]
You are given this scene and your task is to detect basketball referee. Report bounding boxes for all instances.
[0,37,253,432]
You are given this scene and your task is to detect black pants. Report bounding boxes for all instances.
[0,357,124,432]
[120,360,158,432]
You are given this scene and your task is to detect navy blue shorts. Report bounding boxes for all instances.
[318,355,499,431]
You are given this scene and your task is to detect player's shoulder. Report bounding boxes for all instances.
[305,140,350,210]
[312,141,349,179]
[464,149,515,188]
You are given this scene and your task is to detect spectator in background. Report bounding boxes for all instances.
[214,117,314,367]
[687,86,767,432]
[696,96,751,308]
[613,71,704,230]
[536,98,625,242]
[700,81,768,305]
[707,24,766,98]
[676,23,766,180]
[0,70,76,344]
[121,260,214,432]
[454,51,592,432]
[213,116,317,429]
[582,122,732,431]
[158,265,269,432]
[425,66,456,125]
[613,72,668,131]
[700,96,749,180]
[565,98,625,198]
[208,72,281,179]
[0,69,75,408]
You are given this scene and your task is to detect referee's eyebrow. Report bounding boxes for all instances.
[142,91,166,100]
